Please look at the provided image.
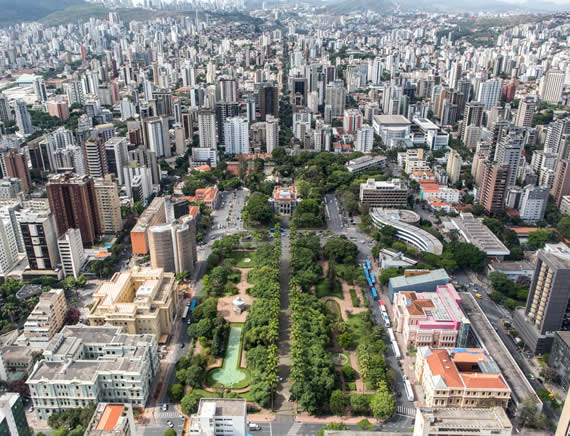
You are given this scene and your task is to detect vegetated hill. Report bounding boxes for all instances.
[328,0,395,14]
[398,0,570,12]
[0,0,86,26]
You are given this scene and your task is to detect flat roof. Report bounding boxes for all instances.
[390,269,449,289]
[197,398,246,417]
[450,213,510,256]
[374,114,411,125]
[417,407,512,430]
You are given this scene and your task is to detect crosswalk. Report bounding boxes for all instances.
[156,411,183,419]
[287,422,303,435]
[396,405,416,417]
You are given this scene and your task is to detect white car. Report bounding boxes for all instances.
[162,404,168,411]
[167,420,174,428]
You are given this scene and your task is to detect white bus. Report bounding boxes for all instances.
[387,328,396,344]
[392,342,401,359]
[404,379,415,402]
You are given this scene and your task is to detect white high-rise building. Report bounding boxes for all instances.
[123,165,153,205]
[0,93,12,122]
[265,115,279,154]
[146,117,170,158]
[198,110,217,149]
[34,78,48,103]
[544,118,570,156]
[514,97,536,129]
[14,100,33,134]
[495,132,524,188]
[57,228,85,279]
[519,185,550,223]
[0,216,18,274]
[325,80,346,117]
[477,79,502,110]
[370,57,383,85]
[120,98,136,121]
[355,125,374,153]
[539,70,565,104]
[224,117,249,155]
[66,81,85,105]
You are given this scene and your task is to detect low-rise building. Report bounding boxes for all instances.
[188,398,247,436]
[388,269,450,303]
[26,325,158,420]
[419,185,460,204]
[560,195,570,216]
[269,185,299,215]
[189,186,221,210]
[359,179,408,208]
[345,155,387,173]
[23,289,67,350]
[448,213,510,260]
[87,267,178,342]
[370,208,443,256]
[413,407,512,436]
[373,115,411,148]
[549,331,570,390]
[415,347,511,409]
[487,260,535,283]
[393,284,470,348]
[0,393,31,436]
[378,248,417,270]
[84,403,137,436]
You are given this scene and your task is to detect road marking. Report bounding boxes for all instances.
[396,406,416,417]
[287,422,302,435]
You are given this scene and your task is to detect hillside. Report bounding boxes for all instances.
[0,0,86,26]
[328,0,395,15]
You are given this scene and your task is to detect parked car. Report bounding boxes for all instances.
[162,404,168,411]
[248,422,261,431]
[167,420,174,428]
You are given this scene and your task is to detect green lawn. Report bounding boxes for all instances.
[324,299,342,321]
[347,313,368,348]
[228,251,256,268]
[316,279,344,299]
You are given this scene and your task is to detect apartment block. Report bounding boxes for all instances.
[553,160,570,207]
[23,289,67,350]
[130,197,166,255]
[57,228,86,279]
[87,267,178,340]
[94,175,123,234]
[26,325,158,420]
[415,347,511,409]
[18,209,60,272]
[0,393,31,436]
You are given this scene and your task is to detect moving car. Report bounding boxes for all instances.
[475,293,483,299]
[167,420,174,428]
[248,422,261,431]
[162,404,168,411]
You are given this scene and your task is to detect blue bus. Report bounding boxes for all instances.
[365,260,371,270]
[190,298,197,311]
[366,277,373,288]
[370,272,376,284]
[371,286,379,301]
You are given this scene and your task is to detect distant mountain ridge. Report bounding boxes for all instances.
[0,0,87,26]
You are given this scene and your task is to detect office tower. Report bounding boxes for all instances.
[18,210,60,271]
[478,162,509,213]
[57,228,85,279]
[515,97,536,129]
[144,116,170,158]
[545,118,570,156]
[215,102,239,144]
[182,64,196,88]
[289,76,308,108]
[259,84,278,121]
[514,244,570,353]
[553,160,570,207]
[343,108,362,132]
[494,132,524,187]
[94,175,123,234]
[82,137,108,178]
[265,115,279,154]
[224,117,249,155]
[355,125,374,153]
[33,78,48,103]
[46,173,100,247]
[325,80,346,117]
[0,393,31,436]
[198,110,217,149]
[460,101,483,142]
[216,78,238,103]
[105,137,128,185]
[0,216,18,274]
[1,150,32,192]
[446,148,462,184]
[540,70,565,104]
[246,97,256,124]
[477,79,502,110]
[14,99,32,134]
[66,81,85,105]
[518,185,549,223]
[148,216,196,274]
[0,93,11,122]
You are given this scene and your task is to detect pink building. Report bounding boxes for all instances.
[393,284,469,348]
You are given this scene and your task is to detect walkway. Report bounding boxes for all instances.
[217,267,253,323]
[275,223,294,413]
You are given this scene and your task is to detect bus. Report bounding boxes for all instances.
[392,342,401,359]
[371,286,378,300]
[383,314,391,328]
[370,272,376,284]
[365,260,371,270]
[387,328,396,343]
[190,298,197,311]
[367,277,373,288]
[404,378,415,402]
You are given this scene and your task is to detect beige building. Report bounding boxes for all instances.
[404,148,427,174]
[415,347,511,409]
[131,197,166,255]
[269,185,299,215]
[413,407,512,436]
[556,390,570,436]
[148,216,197,274]
[87,267,178,342]
[446,148,463,185]
[26,325,158,420]
[359,179,408,208]
[23,289,67,349]
[85,403,137,436]
[94,175,123,234]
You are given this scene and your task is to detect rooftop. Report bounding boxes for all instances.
[389,269,450,289]
[197,398,246,417]
[417,407,512,431]
[450,213,510,257]
[374,114,411,126]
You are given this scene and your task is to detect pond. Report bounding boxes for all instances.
[209,325,248,387]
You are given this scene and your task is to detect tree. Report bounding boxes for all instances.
[350,394,370,415]
[557,216,570,238]
[369,382,395,420]
[329,390,349,415]
[167,384,184,402]
[185,365,205,388]
[527,229,556,250]
[324,237,358,264]
[450,242,488,271]
[181,392,201,415]
[244,192,274,225]
[379,268,401,285]
[64,308,81,325]
[317,423,348,436]
[164,429,177,436]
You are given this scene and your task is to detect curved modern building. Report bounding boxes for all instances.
[148,216,197,274]
[370,208,443,255]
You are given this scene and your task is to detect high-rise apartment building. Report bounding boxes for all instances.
[66,81,85,105]
[130,197,167,255]
[343,108,362,132]
[57,228,85,279]
[259,84,278,121]
[47,173,100,247]
[94,175,123,234]
[553,160,570,207]
[215,102,239,144]
[545,118,570,156]
[14,99,33,134]
[325,80,346,117]
[1,150,32,192]
[144,116,170,158]
[477,79,502,110]
[216,78,237,103]
[224,117,249,155]
[18,210,60,272]
[518,185,549,223]
[148,216,197,274]
[105,137,128,185]
[494,132,524,188]
[460,101,483,143]
[0,216,18,274]
[514,243,570,353]
[82,137,109,178]
[0,93,11,122]
[355,125,374,153]
[265,115,279,153]
[446,148,462,184]
[0,393,31,436]
[198,110,217,149]
[478,162,509,213]
[33,78,48,103]
[514,97,536,129]
[23,288,67,349]
[540,70,565,104]
[47,100,70,121]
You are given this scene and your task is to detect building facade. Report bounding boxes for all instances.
[23,289,67,349]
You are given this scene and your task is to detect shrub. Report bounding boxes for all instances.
[342,364,357,381]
